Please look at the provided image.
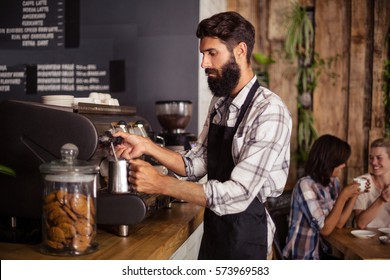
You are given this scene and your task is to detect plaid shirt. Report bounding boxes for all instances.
[282,176,340,259]
[181,76,292,255]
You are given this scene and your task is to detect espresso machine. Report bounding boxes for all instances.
[155,100,197,152]
[0,100,171,243]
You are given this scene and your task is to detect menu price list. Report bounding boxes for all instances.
[0,65,25,92]
[0,0,71,49]
[35,63,109,93]
[0,63,109,94]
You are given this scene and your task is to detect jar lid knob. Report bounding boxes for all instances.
[60,143,79,162]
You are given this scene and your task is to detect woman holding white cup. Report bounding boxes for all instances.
[353,138,390,228]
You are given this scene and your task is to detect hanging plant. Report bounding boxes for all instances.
[284,1,318,166]
[284,3,314,62]
[297,104,318,162]
[253,52,276,87]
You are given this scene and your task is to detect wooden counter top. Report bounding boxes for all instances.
[0,202,204,260]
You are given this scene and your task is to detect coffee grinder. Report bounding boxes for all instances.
[155,100,196,152]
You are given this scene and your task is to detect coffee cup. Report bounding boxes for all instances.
[353,177,368,192]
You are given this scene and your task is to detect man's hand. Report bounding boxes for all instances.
[128,159,164,194]
[113,131,151,160]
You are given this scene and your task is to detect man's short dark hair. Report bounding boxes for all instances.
[196,12,255,64]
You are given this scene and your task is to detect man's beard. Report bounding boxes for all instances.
[206,57,241,97]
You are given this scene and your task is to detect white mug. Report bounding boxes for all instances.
[353,177,368,192]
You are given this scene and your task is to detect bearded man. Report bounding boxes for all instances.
[114,11,292,260]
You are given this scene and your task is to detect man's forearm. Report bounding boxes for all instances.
[160,175,207,207]
[146,143,187,176]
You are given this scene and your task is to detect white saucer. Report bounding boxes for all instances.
[42,100,74,107]
[73,97,95,105]
[42,95,74,101]
[378,228,390,235]
[42,95,74,107]
[351,230,376,239]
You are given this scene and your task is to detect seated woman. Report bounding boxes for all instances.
[353,138,390,228]
[282,134,365,259]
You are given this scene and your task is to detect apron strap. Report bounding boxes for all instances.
[233,80,259,134]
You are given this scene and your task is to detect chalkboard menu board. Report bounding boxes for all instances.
[0,0,110,96]
[0,0,79,49]
[0,62,114,94]
[0,65,25,93]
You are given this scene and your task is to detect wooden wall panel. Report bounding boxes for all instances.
[314,0,349,139]
[347,0,370,181]
[370,0,390,144]
[257,0,269,53]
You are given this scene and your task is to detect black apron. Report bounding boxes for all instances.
[198,81,268,260]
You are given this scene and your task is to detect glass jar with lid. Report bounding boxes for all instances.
[39,143,99,256]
